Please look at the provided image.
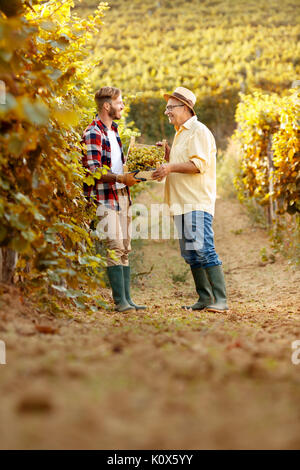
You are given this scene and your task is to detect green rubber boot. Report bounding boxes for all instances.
[182,267,213,310]
[205,265,229,312]
[123,266,146,310]
[107,265,135,312]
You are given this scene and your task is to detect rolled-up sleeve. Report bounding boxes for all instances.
[188,127,215,174]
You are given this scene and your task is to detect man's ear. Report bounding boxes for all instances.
[185,105,193,116]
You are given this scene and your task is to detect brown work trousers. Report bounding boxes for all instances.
[96,188,131,266]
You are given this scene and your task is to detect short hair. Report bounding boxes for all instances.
[95,87,121,112]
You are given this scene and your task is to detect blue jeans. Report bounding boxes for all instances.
[174,211,222,269]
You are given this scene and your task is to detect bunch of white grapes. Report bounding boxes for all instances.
[127,145,165,172]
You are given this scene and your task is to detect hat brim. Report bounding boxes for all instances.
[163,93,196,116]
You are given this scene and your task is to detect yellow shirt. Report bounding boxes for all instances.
[164,115,217,216]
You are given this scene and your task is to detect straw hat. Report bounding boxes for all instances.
[163,86,196,115]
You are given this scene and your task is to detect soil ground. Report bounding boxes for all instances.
[0,184,300,450]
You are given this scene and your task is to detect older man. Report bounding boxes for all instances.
[153,86,228,313]
[82,86,145,312]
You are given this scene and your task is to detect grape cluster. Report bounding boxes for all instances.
[127,145,165,171]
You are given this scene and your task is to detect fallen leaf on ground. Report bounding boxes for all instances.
[35,324,59,334]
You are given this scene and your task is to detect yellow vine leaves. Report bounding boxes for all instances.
[0,0,111,310]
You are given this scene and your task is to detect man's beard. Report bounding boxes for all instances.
[108,104,119,120]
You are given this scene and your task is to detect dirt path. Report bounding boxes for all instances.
[0,185,300,450]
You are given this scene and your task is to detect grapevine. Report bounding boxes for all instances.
[77,0,300,145]
[0,0,109,310]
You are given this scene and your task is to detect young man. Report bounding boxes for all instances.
[82,87,146,312]
[153,86,229,313]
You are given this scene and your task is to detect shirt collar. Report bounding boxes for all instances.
[95,114,118,132]
[175,115,197,132]
[182,115,197,129]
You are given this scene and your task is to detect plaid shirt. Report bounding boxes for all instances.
[81,115,131,210]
